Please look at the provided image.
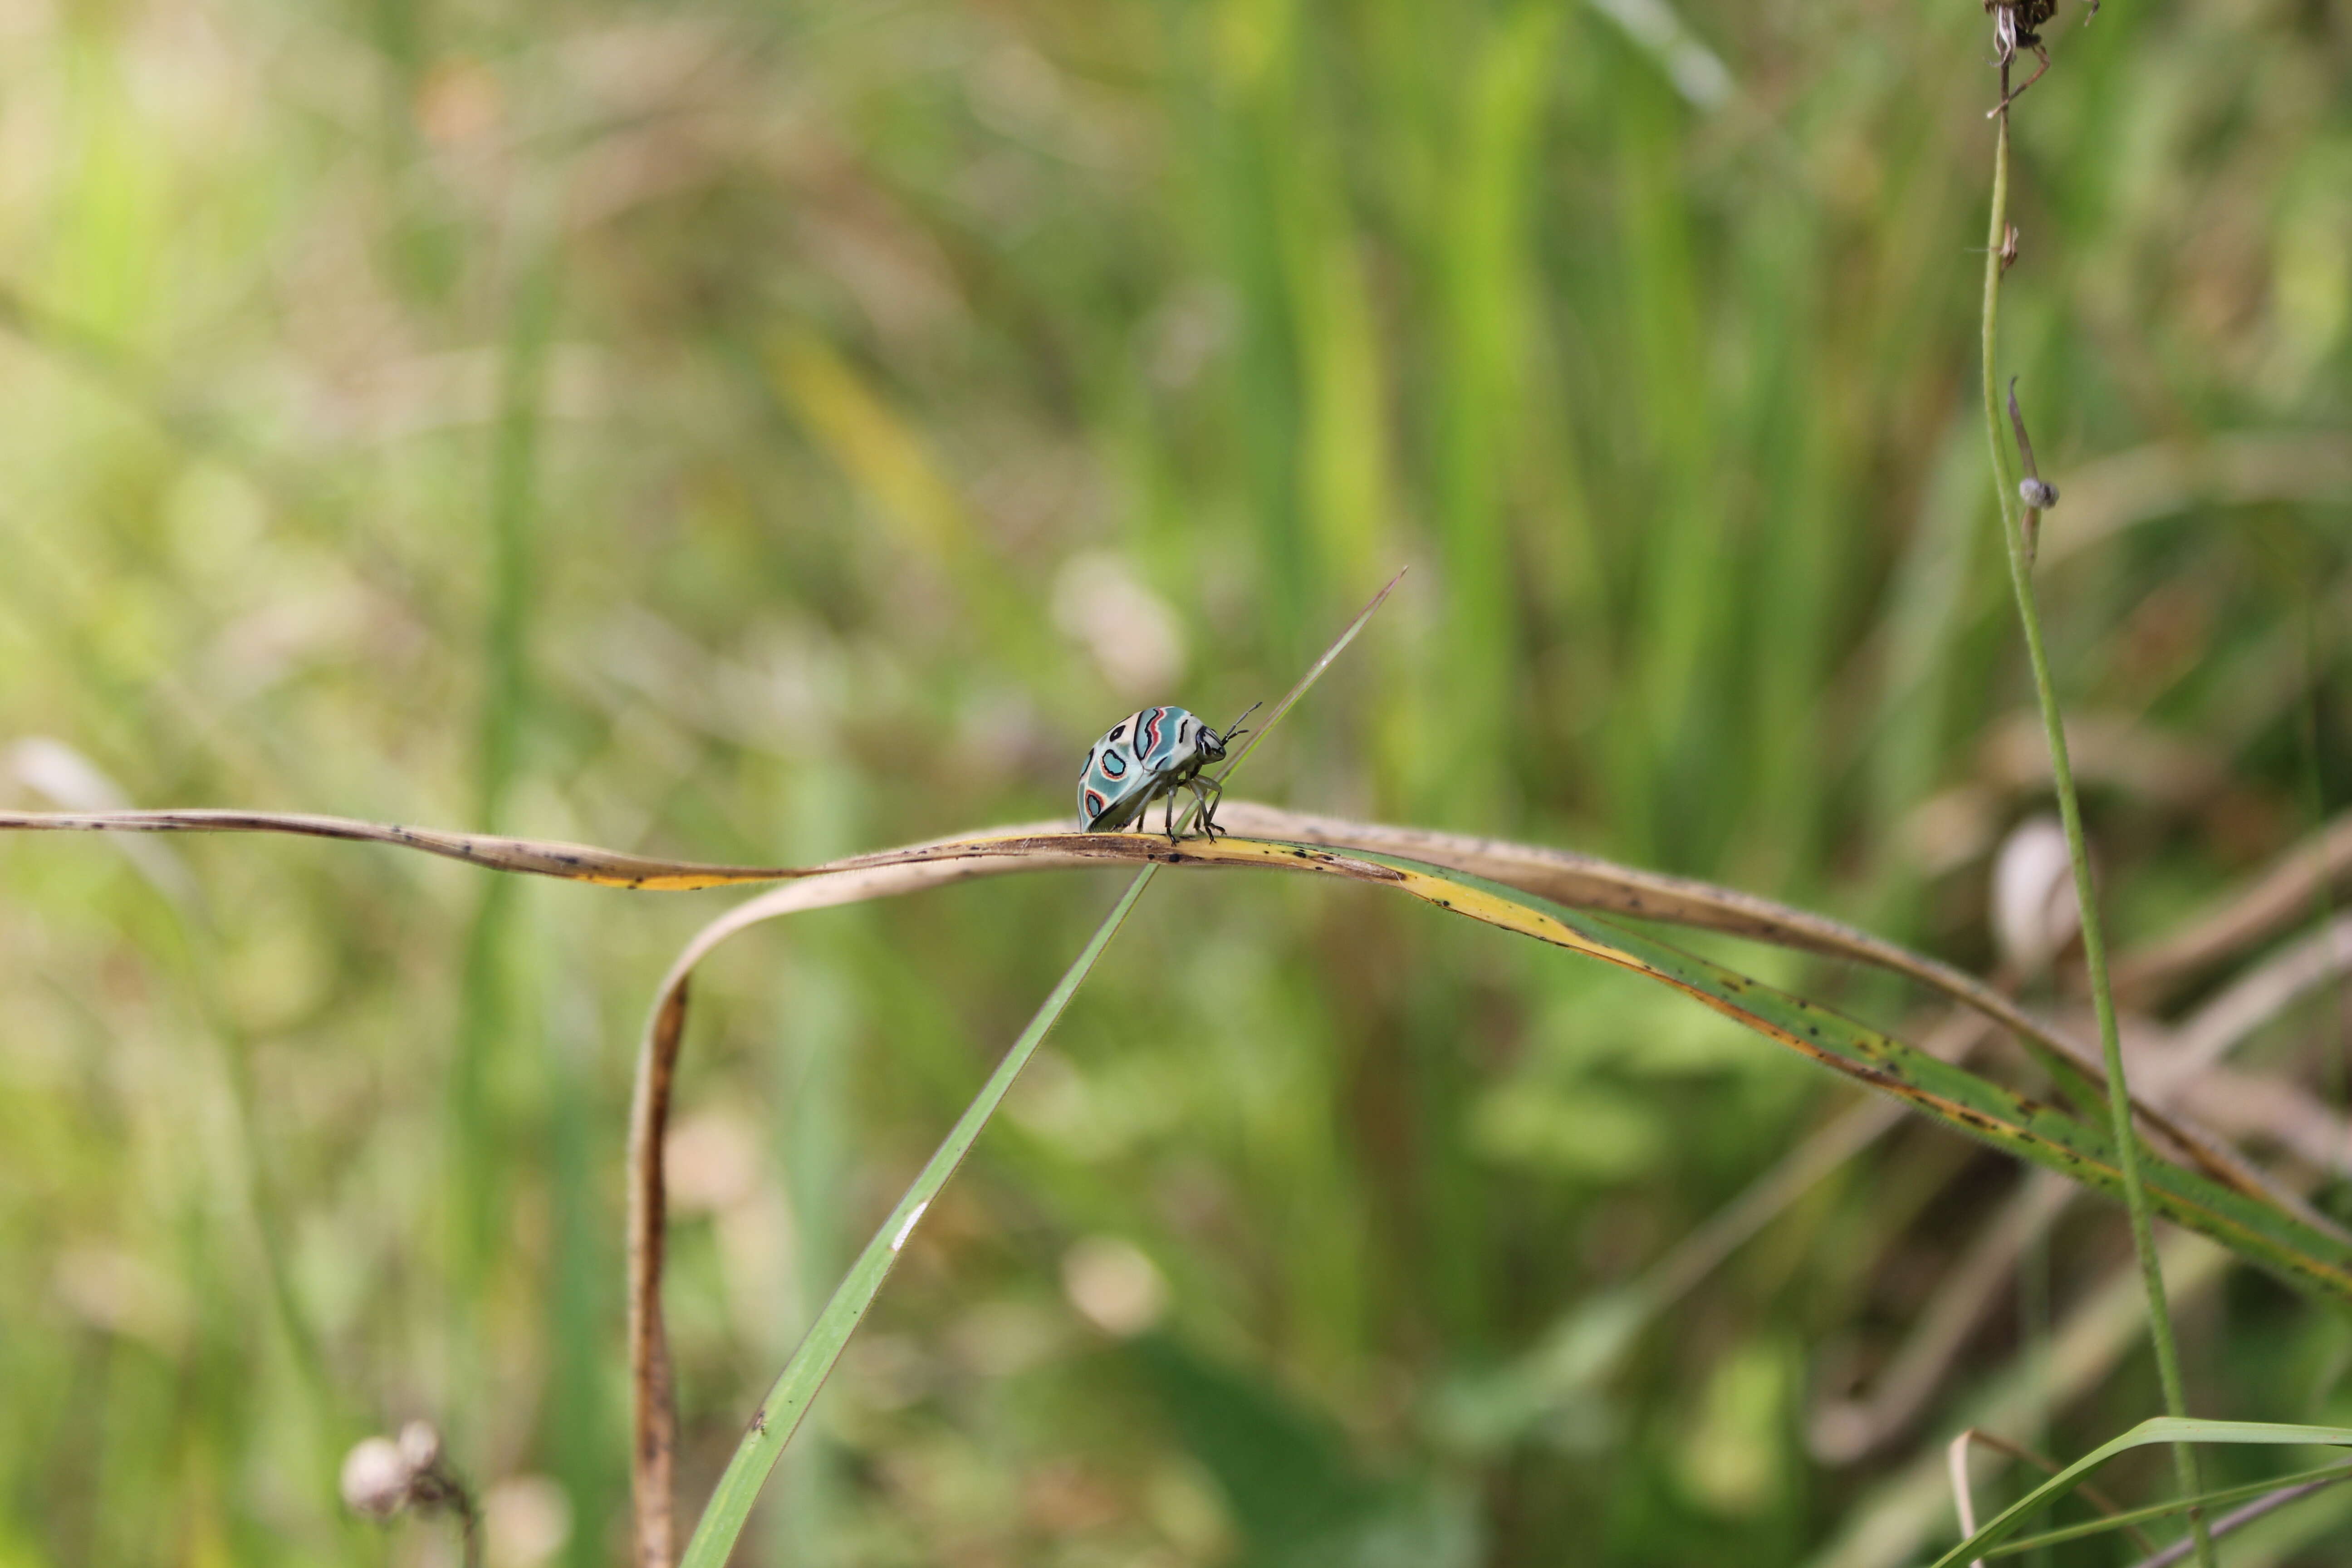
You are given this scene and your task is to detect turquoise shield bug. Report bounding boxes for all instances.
[1077,701,1260,842]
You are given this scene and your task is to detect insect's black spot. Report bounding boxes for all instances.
[1108,724,1125,741]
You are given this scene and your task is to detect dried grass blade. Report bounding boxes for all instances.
[1209,805,2287,1215]
[2112,810,2352,1003]
[0,808,808,888]
[2,799,2302,1227]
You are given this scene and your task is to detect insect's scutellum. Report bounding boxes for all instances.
[1075,702,1259,843]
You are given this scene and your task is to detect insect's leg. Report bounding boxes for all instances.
[1196,777,1225,839]
[1990,42,2052,115]
[2018,43,2052,98]
[1164,788,1178,844]
[1173,780,1206,841]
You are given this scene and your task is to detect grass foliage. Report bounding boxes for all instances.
[0,0,2347,1564]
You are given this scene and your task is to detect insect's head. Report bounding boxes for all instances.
[1205,700,1262,760]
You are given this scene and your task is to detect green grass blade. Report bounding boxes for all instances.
[1215,564,1406,784]
[1984,1460,2352,1557]
[1930,1418,2352,1568]
[674,868,1156,1568]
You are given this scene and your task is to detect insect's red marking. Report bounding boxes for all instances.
[1139,707,1164,758]
[1083,789,1106,819]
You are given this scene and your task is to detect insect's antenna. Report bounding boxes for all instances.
[1221,700,1263,743]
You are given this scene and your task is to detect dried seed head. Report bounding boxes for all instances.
[2019,476,2058,510]
[340,1436,414,1519]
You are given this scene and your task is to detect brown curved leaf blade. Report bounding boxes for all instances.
[812,832,2352,1297]
[0,808,813,888]
[0,801,2304,1231]
[778,822,2304,1230]
[1335,848,2352,1302]
[1209,805,2295,1220]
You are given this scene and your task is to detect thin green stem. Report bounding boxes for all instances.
[1979,107,2214,1568]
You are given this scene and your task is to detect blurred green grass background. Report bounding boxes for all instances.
[0,0,2347,1562]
